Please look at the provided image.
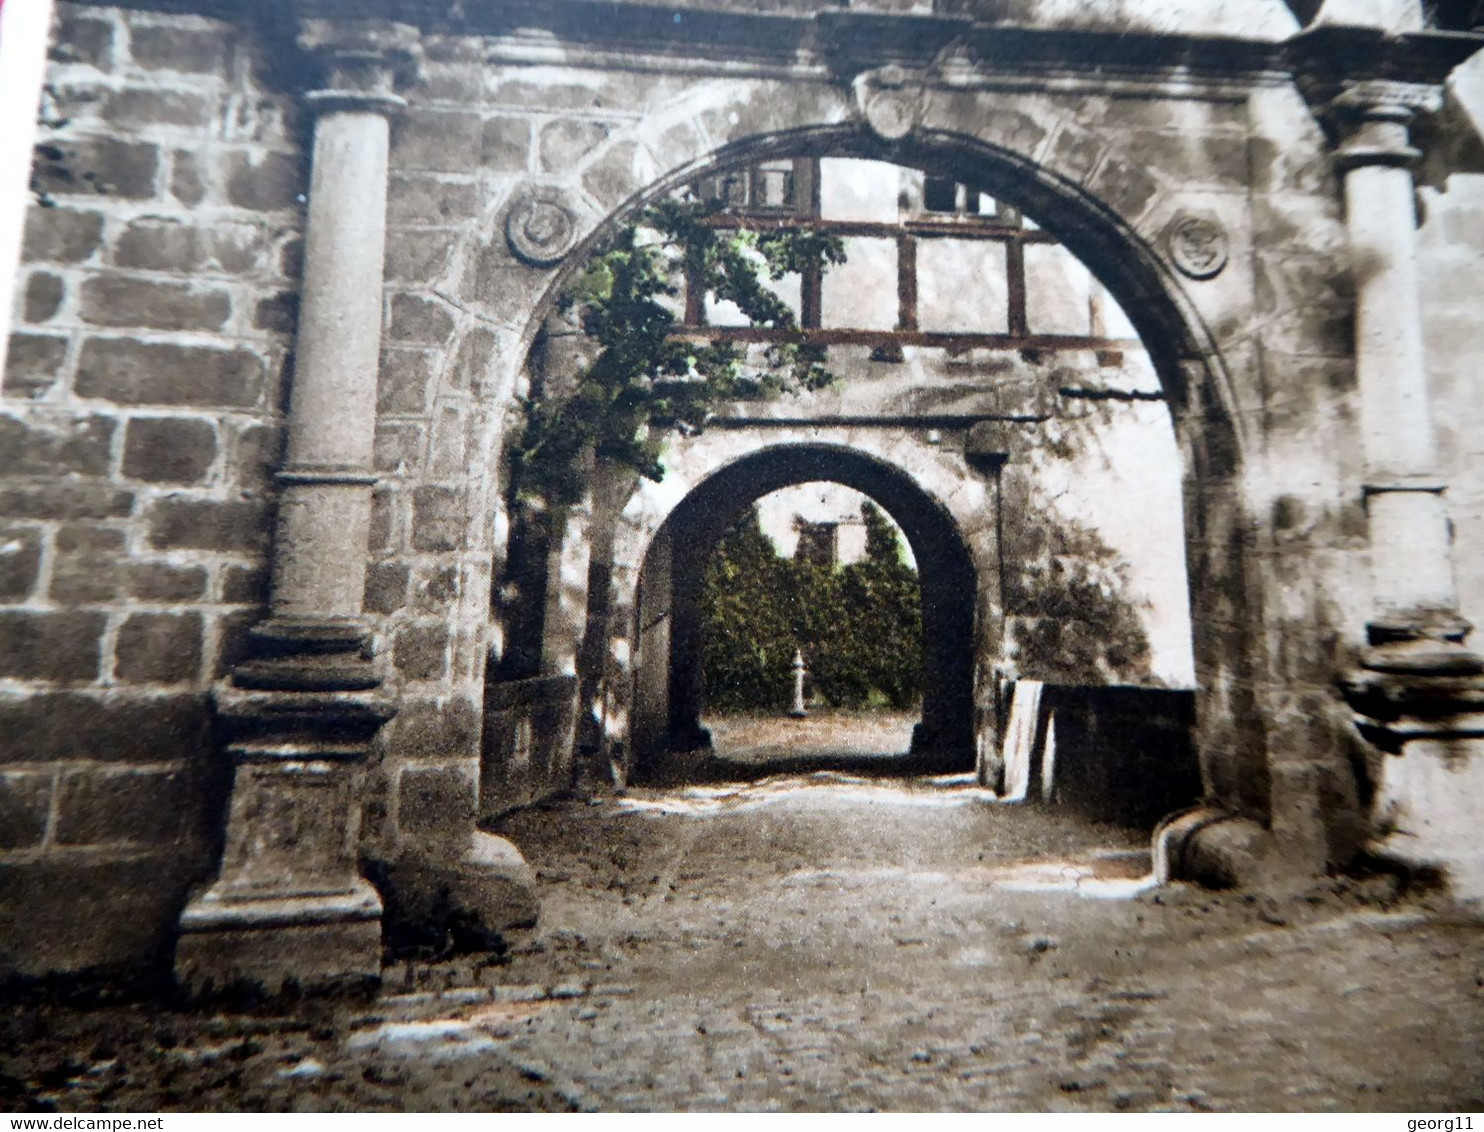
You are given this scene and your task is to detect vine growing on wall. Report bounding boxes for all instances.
[509,198,846,506]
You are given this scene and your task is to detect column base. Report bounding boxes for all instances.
[1343,660,1484,909]
[175,878,382,998]
[1366,734,1484,911]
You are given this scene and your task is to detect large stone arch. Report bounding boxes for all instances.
[375,56,1361,887]
[472,127,1265,792]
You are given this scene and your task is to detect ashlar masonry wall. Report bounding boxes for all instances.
[1,4,303,975]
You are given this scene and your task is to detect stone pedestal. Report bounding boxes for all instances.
[1344,669,1484,907]
[175,687,393,995]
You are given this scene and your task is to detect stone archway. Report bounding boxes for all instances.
[488,125,1258,825]
[621,440,987,785]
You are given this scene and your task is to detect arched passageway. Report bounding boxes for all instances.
[628,443,979,784]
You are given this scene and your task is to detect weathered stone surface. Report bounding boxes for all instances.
[0,772,52,850]
[0,611,105,682]
[374,420,423,473]
[368,487,395,552]
[0,691,210,765]
[75,338,265,407]
[0,483,134,521]
[0,855,198,977]
[127,561,209,603]
[387,294,455,345]
[482,116,532,172]
[411,564,459,613]
[219,563,269,605]
[224,150,304,212]
[102,88,215,130]
[128,24,228,73]
[392,109,483,173]
[387,696,483,760]
[171,149,208,207]
[3,333,69,399]
[49,11,114,68]
[56,766,186,844]
[31,137,159,200]
[449,327,496,394]
[24,272,65,323]
[114,219,265,274]
[0,525,44,603]
[210,607,259,678]
[115,613,204,684]
[377,348,433,415]
[387,175,481,225]
[229,422,282,492]
[147,497,270,553]
[123,416,218,484]
[79,276,231,331]
[22,206,105,263]
[384,230,457,286]
[394,622,451,681]
[363,561,410,614]
[1089,156,1161,220]
[396,764,476,836]
[539,119,611,174]
[411,485,463,552]
[51,525,127,604]
[0,412,114,477]
[582,141,647,212]
[254,290,299,333]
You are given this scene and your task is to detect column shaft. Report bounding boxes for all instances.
[271,108,393,622]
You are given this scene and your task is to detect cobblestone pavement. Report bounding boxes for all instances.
[5,766,1483,1112]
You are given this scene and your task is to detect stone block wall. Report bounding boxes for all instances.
[1,4,302,976]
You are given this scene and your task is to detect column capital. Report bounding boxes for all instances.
[1323,80,1443,169]
[296,18,422,116]
[1329,77,1445,118]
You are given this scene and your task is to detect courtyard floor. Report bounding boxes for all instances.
[4,714,1483,1112]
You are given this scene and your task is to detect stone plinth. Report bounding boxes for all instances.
[176,685,393,995]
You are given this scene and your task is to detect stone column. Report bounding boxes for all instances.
[175,20,420,996]
[1330,80,1484,906]
[1330,81,1482,674]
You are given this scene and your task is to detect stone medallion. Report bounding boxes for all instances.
[1166,212,1229,280]
[854,66,922,141]
[506,187,580,267]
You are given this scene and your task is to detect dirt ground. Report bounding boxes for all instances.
[4,715,1483,1112]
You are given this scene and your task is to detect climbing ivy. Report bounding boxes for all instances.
[510,198,846,506]
[701,502,923,713]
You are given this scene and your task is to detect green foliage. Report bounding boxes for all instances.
[700,502,922,713]
[511,199,845,506]
[1005,515,1154,685]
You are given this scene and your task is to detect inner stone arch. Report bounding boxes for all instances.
[627,441,981,785]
